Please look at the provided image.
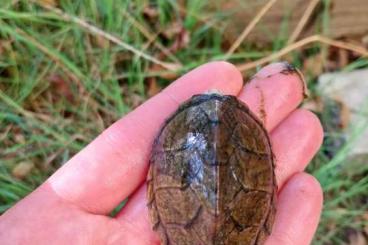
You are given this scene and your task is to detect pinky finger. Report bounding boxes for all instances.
[266,172,323,245]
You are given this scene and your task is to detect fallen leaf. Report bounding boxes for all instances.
[168,27,190,53]
[147,77,161,97]
[129,93,145,108]
[348,231,366,245]
[12,162,34,179]
[162,22,183,40]
[303,53,324,77]
[14,133,25,144]
[338,49,349,68]
[95,35,109,49]
[48,74,74,103]
[143,5,158,19]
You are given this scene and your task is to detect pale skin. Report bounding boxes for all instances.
[0,62,324,245]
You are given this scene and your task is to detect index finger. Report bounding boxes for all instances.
[45,61,243,214]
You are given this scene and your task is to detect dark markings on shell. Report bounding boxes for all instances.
[147,94,277,245]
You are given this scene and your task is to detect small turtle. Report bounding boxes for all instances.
[147,93,277,245]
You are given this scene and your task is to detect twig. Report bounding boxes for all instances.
[318,35,368,56]
[236,35,368,72]
[287,0,320,44]
[33,1,180,71]
[224,0,278,59]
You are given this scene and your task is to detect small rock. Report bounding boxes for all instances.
[318,69,368,156]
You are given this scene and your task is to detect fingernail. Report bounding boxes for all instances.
[253,62,284,79]
[252,61,309,98]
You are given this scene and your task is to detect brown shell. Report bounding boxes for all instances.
[147,94,277,245]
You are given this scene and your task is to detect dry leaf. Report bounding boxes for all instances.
[143,6,158,19]
[95,35,109,49]
[48,74,74,102]
[162,22,183,40]
[169,28,190,53]
[303,53,324,77]
[348,231,366,245]
[129,93,145,108]
[14,133,25,144]
[338,49,349,68]
[147,77,161,97]
[12,162,34,179]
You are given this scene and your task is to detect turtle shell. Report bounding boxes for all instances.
[147,94,277,245]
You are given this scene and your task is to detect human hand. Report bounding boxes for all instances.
[0,62,323,245]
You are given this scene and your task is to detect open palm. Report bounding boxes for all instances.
[0,62,323,245]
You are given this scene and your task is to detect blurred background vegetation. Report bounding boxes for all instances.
[0,0,367,244]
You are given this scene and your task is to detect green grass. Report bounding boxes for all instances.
[0,1,367,244]
[309,94,368,244]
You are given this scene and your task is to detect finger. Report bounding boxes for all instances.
[238,62,306,131]
[237,62,321,188]
[266,172,323,245]
[46,61,243,214]
[271,109,323,188]
[270,109,323,188]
